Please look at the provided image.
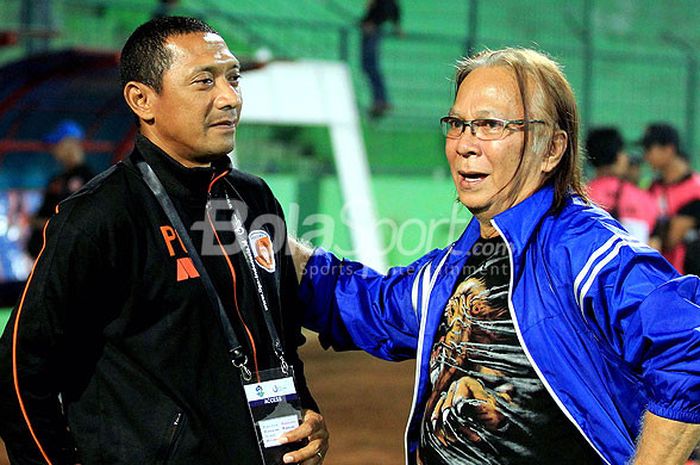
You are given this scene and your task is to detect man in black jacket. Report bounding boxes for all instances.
[0,16,328,465]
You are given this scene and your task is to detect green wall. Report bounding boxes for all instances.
[3,0,699,163]
[1,308,10,333]
[265,173,471,267]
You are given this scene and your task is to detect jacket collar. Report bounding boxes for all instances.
[133,134,232,205]
[447,184,556,267]
[491,184,555,258]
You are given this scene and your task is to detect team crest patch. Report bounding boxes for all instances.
[248,230,275,273]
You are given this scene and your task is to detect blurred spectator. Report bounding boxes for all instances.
[586,127,658,243]
[26,120,93,258]
[360,0,401,118]
[624,156,643,186]
[669,201,700,275]
[642,122,700,274]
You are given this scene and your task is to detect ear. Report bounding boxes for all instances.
[123,81,157,124]
[541,129,567,174]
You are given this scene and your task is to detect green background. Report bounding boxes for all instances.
[1,309,10,333]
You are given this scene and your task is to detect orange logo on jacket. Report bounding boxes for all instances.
[249,230,275,273]
[160,226,200,282]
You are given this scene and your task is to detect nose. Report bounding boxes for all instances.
[215,78,242,111]
[453,128,480,158]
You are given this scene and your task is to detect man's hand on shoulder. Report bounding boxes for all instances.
[288,237,315,284]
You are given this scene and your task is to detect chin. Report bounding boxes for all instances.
[458,193,487,212]
[209,142,235,157]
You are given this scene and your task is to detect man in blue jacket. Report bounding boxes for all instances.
[291,48,700,465]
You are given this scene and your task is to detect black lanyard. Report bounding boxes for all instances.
[213,177,288,376]
[136,158,287,381]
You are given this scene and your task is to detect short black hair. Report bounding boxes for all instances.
[119,16,218,93]
[586,127,624,168]
[640,122,681,152]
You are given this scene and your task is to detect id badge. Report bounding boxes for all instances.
[243,367,305,465]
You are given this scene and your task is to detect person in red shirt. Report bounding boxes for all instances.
[642,122,700,273]
[585,127,658,243]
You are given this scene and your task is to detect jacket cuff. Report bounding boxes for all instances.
[648,402,700,424]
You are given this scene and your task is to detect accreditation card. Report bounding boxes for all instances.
[243,367,305,465]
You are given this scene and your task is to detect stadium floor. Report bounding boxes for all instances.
[299,335,414,464]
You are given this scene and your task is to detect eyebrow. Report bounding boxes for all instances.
[448,109,502,119]
[192,63,241,74]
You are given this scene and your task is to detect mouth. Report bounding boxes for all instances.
[209,119,237,130]
[457,169,489,186]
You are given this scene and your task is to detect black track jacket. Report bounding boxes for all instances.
[0,135,317,465]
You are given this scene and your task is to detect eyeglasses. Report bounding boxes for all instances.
[440,116,546,141]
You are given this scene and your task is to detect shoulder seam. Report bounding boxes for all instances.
[58,163,124,206]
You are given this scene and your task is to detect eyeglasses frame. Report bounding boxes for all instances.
[439,116,547,140]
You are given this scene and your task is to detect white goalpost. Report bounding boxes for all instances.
[239,60,387,271]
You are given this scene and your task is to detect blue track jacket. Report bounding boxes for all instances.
[300,185,700,465]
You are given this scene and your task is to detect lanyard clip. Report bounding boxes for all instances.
[231,348,252,381]
[274,341,289,375]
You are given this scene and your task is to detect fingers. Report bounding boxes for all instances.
[431,393,446,428]
[279,410,329,464]
[444,379,457,408]
[279,410,325,445]
[285,438,326,464]
[431,385,455,446]
[464,377,488,401]
[433,377,489,445]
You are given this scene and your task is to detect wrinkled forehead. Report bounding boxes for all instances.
[165,32,239,68]
[452,65,527,115]
[467,64,549,117]
[201,32,236,61]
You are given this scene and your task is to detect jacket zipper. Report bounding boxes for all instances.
[490,219,610,465]
[206,173,261,380]
[156,412,185,465]
[404,244,454,465]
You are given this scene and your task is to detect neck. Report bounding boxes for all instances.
[595,166,618,178]
[140,131,213,168]
[471,186,539,239]
[171,155,211,169]
[476,215,500,239]
[662,157,689,184]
